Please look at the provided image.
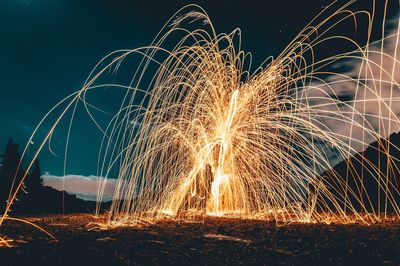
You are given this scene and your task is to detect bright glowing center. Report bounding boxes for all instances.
[210,89,239,215]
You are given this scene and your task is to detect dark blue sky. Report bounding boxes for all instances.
[0,0,340,176]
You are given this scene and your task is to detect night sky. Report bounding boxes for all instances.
[0,0,356,177]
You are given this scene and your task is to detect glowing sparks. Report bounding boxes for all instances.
[3,1,400,233]
[0,236,13,248]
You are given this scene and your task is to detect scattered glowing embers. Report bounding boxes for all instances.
[0,216,57,248]
[3,1,400,234]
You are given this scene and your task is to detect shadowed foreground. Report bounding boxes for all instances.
[1,215,400,265]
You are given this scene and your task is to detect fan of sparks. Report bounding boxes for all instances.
[4,1,400,230]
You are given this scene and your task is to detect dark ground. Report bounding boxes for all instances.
[0,215,399,266]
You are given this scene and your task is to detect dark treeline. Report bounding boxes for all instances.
[4,131,400,216]
[0,139,106,215]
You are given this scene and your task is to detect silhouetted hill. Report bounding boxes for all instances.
[11,185,111,215]
[0,139,110,215]
[318,131,400,214]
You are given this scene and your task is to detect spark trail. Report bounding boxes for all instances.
[2,1,400,235]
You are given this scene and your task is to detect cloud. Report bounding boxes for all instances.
[42,174,117,201]
[304,22,400,166]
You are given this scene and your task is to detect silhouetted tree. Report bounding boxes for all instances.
[25,159,43,192]
[0,139,109,215]
[0,139,24,213]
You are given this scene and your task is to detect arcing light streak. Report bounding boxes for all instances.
[2,1,400,234]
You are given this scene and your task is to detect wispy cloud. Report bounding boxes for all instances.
[306,22,400,165]
[42,174,116,201]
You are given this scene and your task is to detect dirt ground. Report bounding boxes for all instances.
[0,214,400,265]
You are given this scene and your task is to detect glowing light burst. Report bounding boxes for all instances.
[3,1,400,232]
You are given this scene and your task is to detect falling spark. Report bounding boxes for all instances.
[2,1,400,240]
